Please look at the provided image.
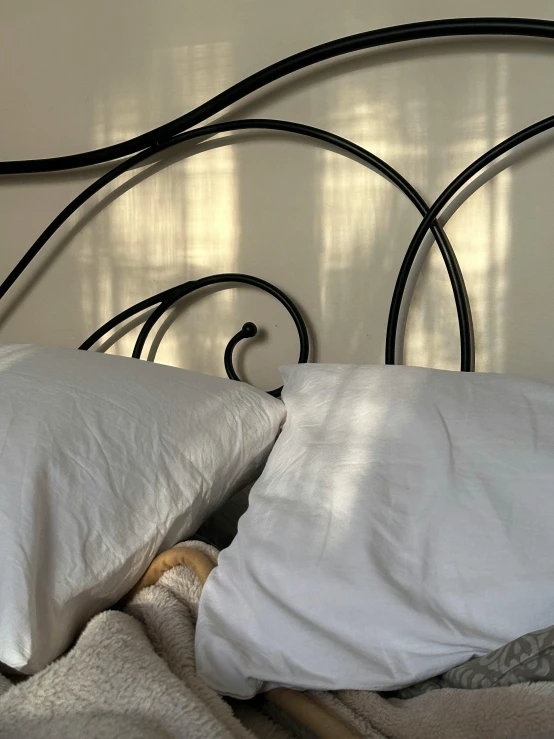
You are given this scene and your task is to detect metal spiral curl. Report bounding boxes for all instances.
[80,273,309,397]
[224,322,258,381]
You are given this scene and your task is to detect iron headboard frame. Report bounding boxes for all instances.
[2,17,554,394]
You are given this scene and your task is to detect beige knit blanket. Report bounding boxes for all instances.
[0,542,553,739]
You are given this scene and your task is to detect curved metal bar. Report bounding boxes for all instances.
[0,119,472,371]
[2,17,553,174]
[4,18,554,377]
[385,113,554,365]
[78,286,179,350]
[132,297,181,359]
[126,274,309,397]
[224,322,258,381]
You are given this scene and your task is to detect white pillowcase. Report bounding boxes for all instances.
[196,363,554,697]
[0,344,285,674]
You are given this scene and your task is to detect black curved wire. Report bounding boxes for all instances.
[385,113,554,365]
[1,18,553,174]
[2,17,554,375]
[78,286,181,351]
[225,323,258,383]
[128,273,309,396]
[0,119,472,369]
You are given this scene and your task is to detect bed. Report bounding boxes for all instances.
[2,16,554,739]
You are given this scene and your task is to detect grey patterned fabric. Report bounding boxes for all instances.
[394,624,554,699]
[389,676,444,700]
[444,625,554,689]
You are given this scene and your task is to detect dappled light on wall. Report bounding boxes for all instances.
[405,53,512,373]
[79,42,239,369]
[316,50,513,372]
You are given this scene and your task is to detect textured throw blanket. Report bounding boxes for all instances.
[1,541,554,739]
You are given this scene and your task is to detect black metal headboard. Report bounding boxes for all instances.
[2,17,554,394]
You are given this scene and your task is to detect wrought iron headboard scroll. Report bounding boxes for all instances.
[2,17,554,394]
[79,273,310,397]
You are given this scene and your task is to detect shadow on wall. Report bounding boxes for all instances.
[3,37,554,387]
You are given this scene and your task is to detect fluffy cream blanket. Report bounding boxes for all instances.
[0,542,553,739]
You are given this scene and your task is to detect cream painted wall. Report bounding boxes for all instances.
[1,1,554,390]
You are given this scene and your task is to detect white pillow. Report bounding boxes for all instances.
[196,363,554,697]
[0,344,285,674]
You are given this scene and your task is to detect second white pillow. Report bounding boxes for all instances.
[196,363,554,697]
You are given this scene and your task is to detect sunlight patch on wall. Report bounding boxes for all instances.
[316,55,512,370]
[314,66,429,362]
[78,42,238,369]
[406,54,511,372]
